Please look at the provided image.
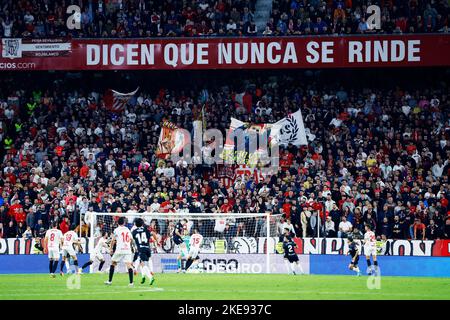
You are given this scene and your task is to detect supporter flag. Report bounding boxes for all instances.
[223,117,246,151]
[192,104,207,149]
[104,87,139,112]
[156,120,189,159]
[201,104,206,130]
[270,109,308,146]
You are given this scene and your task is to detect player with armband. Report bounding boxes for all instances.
[185,229,203,272]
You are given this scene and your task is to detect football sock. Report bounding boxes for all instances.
[284,260,291,272]
[98,261,105,271]
[65,260,70,272]
[108,265,115,282]
[185,258,194,270]
[290,263,295,273]
[177,259,182,269]
[128,268,134,284]
[143,265,153,279]
[374,261,378,266]
[73,260,78,272]
[52,260,59,273]
[148,260,154,273]
[82,261,93,269]
[366,259,372,267]
[60,260,65,272]
[49,260,53,273]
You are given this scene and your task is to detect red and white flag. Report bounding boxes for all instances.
[103,87,139,112]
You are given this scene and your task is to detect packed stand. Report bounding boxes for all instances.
[0,0,258,38]
[265,0,449,36]
[0,71,449,245]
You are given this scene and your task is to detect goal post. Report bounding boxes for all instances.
[84,211,284,274]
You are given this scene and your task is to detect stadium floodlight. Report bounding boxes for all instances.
[84,211,284,274]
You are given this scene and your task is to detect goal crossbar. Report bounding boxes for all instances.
[84,211,282,274]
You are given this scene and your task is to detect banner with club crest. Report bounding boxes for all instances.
[219,109,308,168]
[270,109,308,146]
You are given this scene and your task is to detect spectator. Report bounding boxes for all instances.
[59,216,70,234]
[426,219,440,240]
[0,69,448,242]
[75,221,89,237]
[23,226,33,239]
[4,221,17,238]
[413,219,426,240]
[324,215,336,237]
[338,216,353,238]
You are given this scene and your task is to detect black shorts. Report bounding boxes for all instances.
[350,254,359,265]
[138,247,151,262]
[173,235,183,245]
[286,255,299,263]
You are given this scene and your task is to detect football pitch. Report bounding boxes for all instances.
[0,273,449,300]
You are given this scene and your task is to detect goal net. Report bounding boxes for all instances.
[84,212,287,274]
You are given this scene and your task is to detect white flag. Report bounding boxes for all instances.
[270,109,308,146]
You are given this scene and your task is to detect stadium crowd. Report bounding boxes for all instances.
[267,0,450,35]
[0,70,449,243]
[0,0,448,38]
[0,0,258,38]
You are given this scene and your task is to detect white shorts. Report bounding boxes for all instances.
[48,248,60,260]
[111,252,132,264]
[90,251,104,261]
[364,246,377,257]
[188,247,200,259]
[62,248,77,258]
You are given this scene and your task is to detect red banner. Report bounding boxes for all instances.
[1,35,450,71]
[432,239,450,257]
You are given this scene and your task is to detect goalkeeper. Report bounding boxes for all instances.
[177,230,191,273]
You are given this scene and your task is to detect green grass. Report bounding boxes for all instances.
[0,273,449,300]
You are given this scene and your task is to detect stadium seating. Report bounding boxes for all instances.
[0,0,258,38]
[0,0,448,38]
[267,0,450,35]
[0,69,449,242]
